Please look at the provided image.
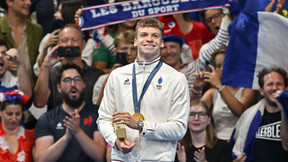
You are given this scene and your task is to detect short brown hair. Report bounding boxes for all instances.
[258,67,288,89]
[114,30,135,48]
[135,18,163,38]
[211,46,227,61]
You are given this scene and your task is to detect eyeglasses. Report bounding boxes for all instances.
[62,76,83,85]
[189,112,208,119]
[206,12,223,24]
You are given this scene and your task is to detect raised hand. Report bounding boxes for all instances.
[203,65,222,89]
[42,29,61,54]
[176,141,186,162]
[42,45,63,68]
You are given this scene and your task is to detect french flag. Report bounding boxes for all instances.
[221,12,288,90]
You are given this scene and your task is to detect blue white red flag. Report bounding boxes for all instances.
[222,12,288,89]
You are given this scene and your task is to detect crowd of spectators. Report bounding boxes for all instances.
[0,0,287,161]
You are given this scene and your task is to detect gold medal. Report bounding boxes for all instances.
[132,113,145,121]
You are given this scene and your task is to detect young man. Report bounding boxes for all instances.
[231,67,288,161]
[34,63,106,162]
[97,18,190,161]
[34,24,104,111]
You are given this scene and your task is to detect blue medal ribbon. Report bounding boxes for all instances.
[132,61,163,113]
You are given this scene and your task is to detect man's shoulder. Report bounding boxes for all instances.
[39,105,62,121]
[26,19,43,30]
[235,99,265,129]
[243,99,265,116]
[83,102,99,112]
[83,62,105,75]
[0,15,9,32]
[0,14,7,22]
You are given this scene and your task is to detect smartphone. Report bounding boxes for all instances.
[205,60,216,72]
[57,46,80,57]
[115,52,128,65]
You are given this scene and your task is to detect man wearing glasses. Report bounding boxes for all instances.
[34,63,106,162]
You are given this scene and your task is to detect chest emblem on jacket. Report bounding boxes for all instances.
[123,78,130,85]
[156,77,162,89]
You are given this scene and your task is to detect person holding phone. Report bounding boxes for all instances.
[191,46,258,141]
[34,24,104,111]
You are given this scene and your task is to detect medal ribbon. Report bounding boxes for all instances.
[132,61,162,113]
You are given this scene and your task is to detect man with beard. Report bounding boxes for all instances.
[34,63,106,162]
[231,67,288,162]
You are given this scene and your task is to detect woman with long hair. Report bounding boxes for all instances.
[176,99,232,162]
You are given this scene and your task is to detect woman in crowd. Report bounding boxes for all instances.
[191,46,258,141]
[0,90,34,162]
[176,99,232,162]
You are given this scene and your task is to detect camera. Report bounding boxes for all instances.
[115,52,128,65]
[57,46,80,57]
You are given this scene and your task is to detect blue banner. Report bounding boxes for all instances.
[79,0,229,31]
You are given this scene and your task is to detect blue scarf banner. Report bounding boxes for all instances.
[78,0,229,31]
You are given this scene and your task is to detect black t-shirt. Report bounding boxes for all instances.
[254,108,288,162]
[175,140,233,162]
[35,103,99,162]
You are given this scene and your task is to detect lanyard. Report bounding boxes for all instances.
[132,61,162,113]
